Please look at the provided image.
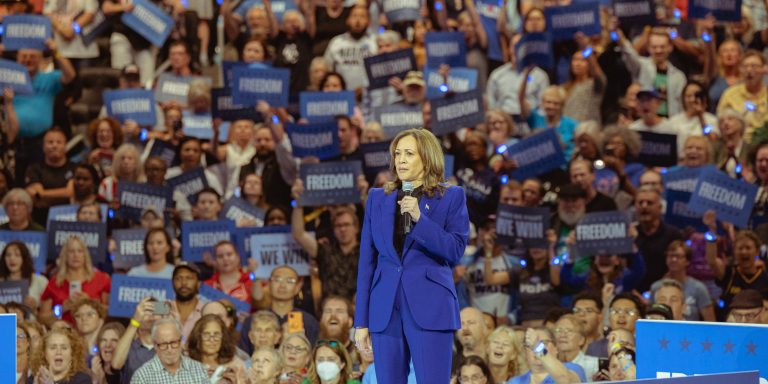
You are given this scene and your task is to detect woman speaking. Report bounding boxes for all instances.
[354,128,469,383]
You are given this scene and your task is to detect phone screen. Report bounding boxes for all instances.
[598,358,609,371]
[287,311,304,334]
[153,301,170,315]
[69,281,82,296]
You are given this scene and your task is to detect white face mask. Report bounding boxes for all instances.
[316,361,341,381]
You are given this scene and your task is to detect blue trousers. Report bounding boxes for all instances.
[371,282,454,384]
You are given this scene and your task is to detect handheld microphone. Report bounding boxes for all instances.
[402,181,414,234]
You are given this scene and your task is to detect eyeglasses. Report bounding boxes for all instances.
[731,309,763,322]
[573,307,599,314]
[459,374,487,383]
[156,339,181,350]
[270,277,298,285]
[74,311,99,320]
[610,308,638,317]
[202,332,223,341]
[17,334,28,340]
[283,344,308,353]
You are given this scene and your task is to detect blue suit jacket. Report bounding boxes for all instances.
[354,185,470,332]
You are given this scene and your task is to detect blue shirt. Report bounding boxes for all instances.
[507,362,587,384]
[362,361,417,384]
[14,70,63,137]
[527,110,578,162]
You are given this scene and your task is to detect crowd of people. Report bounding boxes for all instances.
[0,0,767,383]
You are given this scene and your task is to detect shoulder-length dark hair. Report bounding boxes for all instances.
[306,339,353,384]
[143,228,175,264]
[384,128,446,197]
[319,72,346,90]
[455,355,493,382]
[187,314,236,364]
[0,241,34,280]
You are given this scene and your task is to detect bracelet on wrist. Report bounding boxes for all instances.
[130,318,141,328]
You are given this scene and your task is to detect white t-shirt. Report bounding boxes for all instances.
[128,264,175,279]
[323,32,377,90]
[466,255,511,317]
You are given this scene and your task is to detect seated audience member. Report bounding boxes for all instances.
[454,355,493,384]
[607,347,636,381]
[240,266,320,355]
[587,293,645,359]
[249,310,283,350]
[571,291,604,347]
[17,323,31,384]
[205,241,258,303]
[486,326,527,384]
[509,327,585,384]
[127,228,176,278]
[172,262,205,341]
[0,241,48,311]
[646,303,674,321]
[71,164,103,205]
[1,189,44,231]
[39,236,111,326]
[187,314,248,381]
[318,296,357,367]
[456,307,490,362]
[97,143,143,203]
[70,297,106,359]
[727,289,765,324]
[130,318,209,383]
[279,333,312,383]
[304,339,360,384]
[28,329,90,384]
[91,322,126,384]
[555,314,599,378]
[249,347,283,384]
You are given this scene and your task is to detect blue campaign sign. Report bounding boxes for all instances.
[364,49,417,89]
[425,32,468,68]
[638,131,678,167]
[155,74,211,106]
[506,129,565,181]
[81,10,110,46]
[117,181,174,221]
[0,280,28,304]
[211,87,258,122]
[2,15,51,51]
[382,0,420,22]
[232,225,290,266]
[250,232,311,278]
[360,140,392,182]
[575,211,633,256]
[495,204,550,246]
[430,89,485,135]
[687,168,758,227]
[0,314,15,384]
[636,320,768,381]
[374,103,424,138]
[299,161,363,206]
[223,61,273,89]
[121,0,174,47]
[112,228,148,270]
[182,111,214,140]
[148,139,177,168]
[424,67,478,99]
[199,284,250,314]
[445,154,455,178]
[231,66,290,107]
[299,91,356,122]
[235,0,296,22]
[286,122,341,160]
[167,166,209,205]
[515,33,554,71]
[48,221,108,264]
[221,197,265,227]
[476,0,504,61]
[103,89,157,126]
[0,59,33,95]
[0,231,47,271]
[47,204,108,227]
[664,190,708,232]
[613,0,656,26]
[181,220,235,262]
[688,0,741,21]
[545,2,601,41]
[109,275,174,318]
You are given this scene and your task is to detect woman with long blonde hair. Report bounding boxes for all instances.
[487,326,528,384]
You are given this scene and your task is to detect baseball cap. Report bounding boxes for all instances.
[402,71,425,87]
[646,303,673,320]
[173,261,201,279]
[636,88,661,99]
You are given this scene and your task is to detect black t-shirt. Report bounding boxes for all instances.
[273,31,313,96]
[24,160,75,189]
[317,243,359,300]
[635,222,683,292]
[717,265,768,306]
[586,192,617,213]
[509,266,561,322]
[314,6,352,56]
[26,372,91,384]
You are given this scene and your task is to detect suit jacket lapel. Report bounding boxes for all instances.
[381,191,398,258]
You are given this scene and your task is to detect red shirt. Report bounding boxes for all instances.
[41,271,111,323]
[204,271,253,304]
